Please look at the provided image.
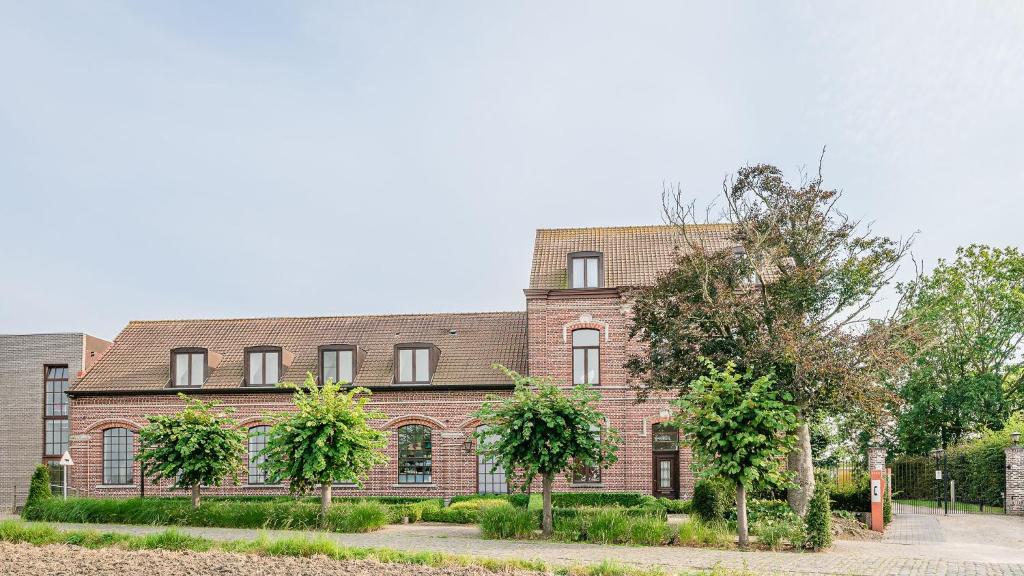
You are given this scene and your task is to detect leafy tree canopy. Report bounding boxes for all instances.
[627,160,917,514]
[260,374,389,514]
[474,364,619,535]
[673,360,798,547]
[895,244,1024,453]
[136,395,247,507]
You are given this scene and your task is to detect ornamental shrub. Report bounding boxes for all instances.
[479,503,536,539]
[805,476,832,551]
[692,478,731,522]
[24,465,53,511]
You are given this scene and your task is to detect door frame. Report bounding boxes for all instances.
[652,451,680,499]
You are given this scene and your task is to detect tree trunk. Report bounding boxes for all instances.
[191,484,200,509]
[320,483,332,518]
[787,421,816,517]
[541,473,554,537]
[736,483,749,549]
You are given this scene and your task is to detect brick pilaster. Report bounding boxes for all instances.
[1006,446,1024,515]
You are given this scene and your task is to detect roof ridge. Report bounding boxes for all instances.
[535,223,733,233]
[126,309,527,325]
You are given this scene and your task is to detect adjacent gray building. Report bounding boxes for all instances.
[1,333,110,510]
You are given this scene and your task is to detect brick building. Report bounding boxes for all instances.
[1,333,111,509]
[66,225,733,500]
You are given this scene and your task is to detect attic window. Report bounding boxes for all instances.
[733,246,761,286]
[568,251,603,288]
[246,346,282,387]
[320,345,359,384]
[171,348,207,387]
[395,343,438,384]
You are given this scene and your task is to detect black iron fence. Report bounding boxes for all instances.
[890,453,1007,515]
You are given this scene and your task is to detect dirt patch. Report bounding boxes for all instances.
[0,542,541,576]
[831,515,880,541]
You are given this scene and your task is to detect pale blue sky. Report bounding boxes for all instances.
[2,1,1022,339]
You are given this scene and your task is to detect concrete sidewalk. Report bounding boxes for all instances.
[8,517,1024,576]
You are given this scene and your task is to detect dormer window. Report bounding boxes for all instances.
[733,246,761,286]
[320,345,359,384]
[395,343,438,384]
[568,251,603,288]
[171,348,207,387]
[246,346,281,387]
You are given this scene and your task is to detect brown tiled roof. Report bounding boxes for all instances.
[529,224,737,290]
[72,312,526,392]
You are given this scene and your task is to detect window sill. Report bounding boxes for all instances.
[97,484,137,489]
[570,483,604,488]
[242,484,283,488]
[392,483,436,488]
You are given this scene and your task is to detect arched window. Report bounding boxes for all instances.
[248,425,271,485]
[572,329,600,385]
[476,425,507,494]
[398,424,432,484]
[102,428,135,485]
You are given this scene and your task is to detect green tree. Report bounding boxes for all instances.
[672,361,798,548]
[627,161,916,515]
[136,395,247,508]
[896,245,1024,453]
[24,464,53,511]
[260,374,389,517]
[474,364,619,536]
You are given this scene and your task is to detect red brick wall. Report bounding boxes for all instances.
[526,289,694,498]
[66,289,693,500]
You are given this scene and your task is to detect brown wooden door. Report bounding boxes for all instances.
[652,452,679,499]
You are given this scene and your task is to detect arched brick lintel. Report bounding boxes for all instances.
[382,414,445,430]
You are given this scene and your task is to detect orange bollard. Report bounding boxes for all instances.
[870,469,884,532]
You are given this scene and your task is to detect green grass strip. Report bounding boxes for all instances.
[0,520,735,576]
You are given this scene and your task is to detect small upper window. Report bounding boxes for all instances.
[246,347,281,386]
[395,345,434,384]
[568,251,602,288]
[171,349,206,387]
[320,345,356,384]
[733,246,761,286]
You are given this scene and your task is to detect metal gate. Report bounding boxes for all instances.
[890,452,1007,515]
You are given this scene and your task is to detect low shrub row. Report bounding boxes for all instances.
[24,496,396,533]
[549,492,653,508]
[479,502,735,548]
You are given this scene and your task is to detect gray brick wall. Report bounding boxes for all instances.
[1006,446,1024,515]
[0,333,86,510]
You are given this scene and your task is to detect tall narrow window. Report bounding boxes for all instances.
[572,329,600,385]
[248,426,271,485]
[246,348,281,386]
[572,425,603,484]
[573,424,602,481]
[395,346,433,384]
[568,252,602,288]
[43,366,70,458]
[102,428,134,485]
[476,425,507,494]
[171,349,206,387]
[320,346,355,384]
[397,424,432,484]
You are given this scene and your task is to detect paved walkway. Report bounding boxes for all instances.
[10,517,1024,576]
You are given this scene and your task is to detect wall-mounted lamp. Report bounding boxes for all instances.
[462,438,474,454]
[1012,431,1021,447]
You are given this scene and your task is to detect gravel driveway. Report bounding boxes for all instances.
[0,541,539,576]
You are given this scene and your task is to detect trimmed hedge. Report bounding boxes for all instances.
[24,497,395,533]
[549,492,652,508]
